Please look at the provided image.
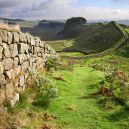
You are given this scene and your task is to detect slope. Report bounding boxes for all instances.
[73,21,123,54]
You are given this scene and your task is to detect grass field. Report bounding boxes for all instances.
[46,65,129,129]
[59,52,85,56]
[3,52,129,129]
[47,40,74,51]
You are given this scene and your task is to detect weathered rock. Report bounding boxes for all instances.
[0,37,2,45]
[6,83,14,98]
[18,54,27,64]
[3,58,13,71]
[37,53,42,57]
[35,39,40,46]
[0,62,4,75]
[19,76,24,87]
[8,32,13,44]
[26,54,31,60]
[9,44,18,57]
[19,32,27,42]
[3,43,11,58]
[13,32,19,43]
[0,89,5,102]
[0,74,6,86]
[5,69,15,80]
[11,93,20,107]
[14,65,21,76]
[26,34,31,43]
[21,61,29,71]
[24,44,29,54]
[1,30,8,42]
[13,57,19,67]
[31,38,35,46]
[17,43,25,54]
[0,46,3,60]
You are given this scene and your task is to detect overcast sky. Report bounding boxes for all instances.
[0,0,129,20]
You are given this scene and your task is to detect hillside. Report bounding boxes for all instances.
[59,17,87,38]
[20,20,65,40]
[0,17,25,22]
[59,22,123,54]
[36,20,65,29]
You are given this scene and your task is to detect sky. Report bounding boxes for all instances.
[0,0,129,20]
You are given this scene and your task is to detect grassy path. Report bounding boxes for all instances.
[44,66,128,129]
[6,63,129,129]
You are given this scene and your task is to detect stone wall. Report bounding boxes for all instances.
[0,29,58,106]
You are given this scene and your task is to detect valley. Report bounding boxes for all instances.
[1,17,129,129]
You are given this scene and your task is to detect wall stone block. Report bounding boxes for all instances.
[1,30,8,43]
[0,62,4,75]
[0,74,6,86]
[9,44,18,57]
[3,58,13,71]
[0,46,3,60]
[13,57,19,67]
[8,32,13,44]
[13,32,19,43]
[3,43,11,58]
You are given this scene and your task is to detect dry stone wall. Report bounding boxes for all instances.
[0,29,58,106]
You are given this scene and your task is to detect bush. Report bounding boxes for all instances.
[45,59,59,71]
[45,58,74,71]
[92,66,129,109]
[104,69,129,107]
[58,61,74,71]
[34,77,58,107]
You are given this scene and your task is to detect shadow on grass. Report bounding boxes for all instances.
[108,108,129,122]
[32,101,50,110]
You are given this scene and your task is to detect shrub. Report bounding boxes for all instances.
[105,70,129,107]
[92,66,129,109]
[34,77,58,107]
[58,60,74,71]
[45,58,59,71]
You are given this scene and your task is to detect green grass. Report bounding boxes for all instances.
[3,54,129,129]
[74,22,123,54]
[86,52,129,72]
[43,64,128,129]
[47,40,74,51]
[45,66,105,129]
[59,52,85,56]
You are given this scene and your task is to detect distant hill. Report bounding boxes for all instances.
[36,20,65,29]
[59,17,87,38]
[0,18,25,22]
[117,20,129,25]
[21,20,65,40]
[62,21,123,54]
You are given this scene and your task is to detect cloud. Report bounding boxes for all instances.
[0,0,129,20]
[112,0,129,4]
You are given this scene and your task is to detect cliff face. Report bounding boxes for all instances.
[59,17,87,38]
[0,29,58,106]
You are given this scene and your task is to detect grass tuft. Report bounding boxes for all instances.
[0,21,20,32]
